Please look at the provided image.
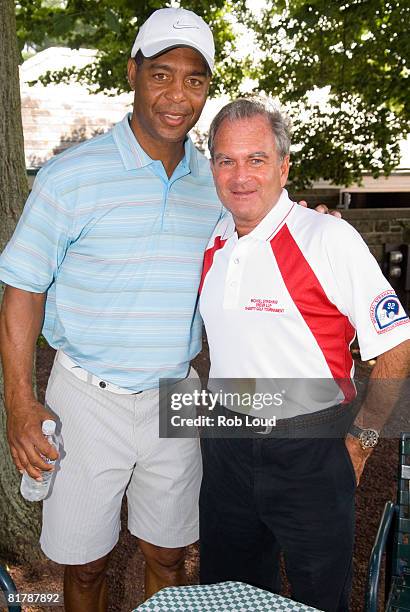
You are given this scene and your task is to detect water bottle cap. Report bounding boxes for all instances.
[42,419,56,435]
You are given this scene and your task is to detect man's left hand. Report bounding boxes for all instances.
[344,434,373,486]
[298,200,342,218]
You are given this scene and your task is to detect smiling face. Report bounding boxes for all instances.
[211,115,290,235]
[127,47,210,154]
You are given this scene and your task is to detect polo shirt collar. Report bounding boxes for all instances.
[185,136,199,177]
[250,189,295,241]
[113,113,199,176]
[113,114,153,170]
[223,189,295,242]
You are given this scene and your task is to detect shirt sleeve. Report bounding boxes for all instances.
[324,219,410,360]
[0,164,74,293]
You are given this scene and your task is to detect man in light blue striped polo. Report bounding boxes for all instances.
[0,7,337,611]
[0,8,220,611]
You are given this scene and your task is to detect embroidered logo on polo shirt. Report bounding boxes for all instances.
[370,290,409,334]
[245,298,284,313]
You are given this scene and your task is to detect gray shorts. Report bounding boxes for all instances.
[40,358,202,564]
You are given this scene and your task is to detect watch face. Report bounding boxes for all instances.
[359,429,379,449]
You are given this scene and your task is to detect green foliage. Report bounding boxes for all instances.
[15,0,409,187]
[15,0,247,96]
[36,334,48,348]
[251,0,410,188]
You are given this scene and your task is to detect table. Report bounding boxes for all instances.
[134,581,323,611]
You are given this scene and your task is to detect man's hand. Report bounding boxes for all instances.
[345,340,410,487]
[298,200,342,218]
[344,433,372,486]
[0,286,50,479]
[7,398,58,480]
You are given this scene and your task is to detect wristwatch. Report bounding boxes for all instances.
[349,425,380,450]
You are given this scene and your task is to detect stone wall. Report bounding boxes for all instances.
[291,189,340,211]
[342,208,410,263]
[342,209,410,310]
[290,203,410,309]
[290,188,410,264]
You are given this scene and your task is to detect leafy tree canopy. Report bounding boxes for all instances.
[252,0,410,188]
[15,0,410,188]
[15,0,247,96]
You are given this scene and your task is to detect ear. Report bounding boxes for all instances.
[127,58,138,91]
[280,155,290,187]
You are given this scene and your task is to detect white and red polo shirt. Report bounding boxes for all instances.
[199,190,410,416]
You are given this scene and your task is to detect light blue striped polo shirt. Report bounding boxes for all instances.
[0,114,223,390]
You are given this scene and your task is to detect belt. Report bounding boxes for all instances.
[273,401,353,430]
[56,351,141,395]
[218,401,355,438]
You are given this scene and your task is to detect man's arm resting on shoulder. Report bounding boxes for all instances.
[346,338,410,485]
[0,285,58,479]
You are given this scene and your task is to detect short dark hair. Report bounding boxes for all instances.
[134,49,145,66]
[208,98,291,161]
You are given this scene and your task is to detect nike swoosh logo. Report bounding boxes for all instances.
[173,22,200,29]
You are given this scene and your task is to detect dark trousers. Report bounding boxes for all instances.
[200,434,356,612]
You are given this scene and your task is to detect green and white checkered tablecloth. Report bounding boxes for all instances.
[133,581,322,611]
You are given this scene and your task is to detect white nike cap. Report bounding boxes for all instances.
[130,8,215,73]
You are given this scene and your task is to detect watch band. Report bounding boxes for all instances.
[349,425,379,450]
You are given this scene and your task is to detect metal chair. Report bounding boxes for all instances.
[0,564,21,612]
[365,433,410,611]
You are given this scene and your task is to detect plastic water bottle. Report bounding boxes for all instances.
[20,419,60,502]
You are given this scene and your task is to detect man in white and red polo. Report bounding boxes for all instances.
[198,98,410,612]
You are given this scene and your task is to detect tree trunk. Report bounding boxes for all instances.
[0,0,42,563]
